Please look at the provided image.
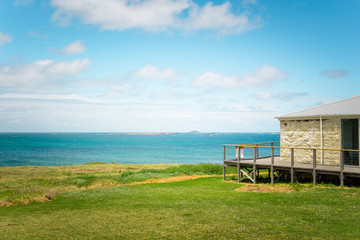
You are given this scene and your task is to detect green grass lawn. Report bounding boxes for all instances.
[1,165,360,239]
[1,163,236,207]
[1,162,216,206]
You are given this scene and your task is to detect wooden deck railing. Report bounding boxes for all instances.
[223,142,360,186]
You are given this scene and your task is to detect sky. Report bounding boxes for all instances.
[0,0,359,132]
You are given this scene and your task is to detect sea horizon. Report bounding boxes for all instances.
[0,131,280,134]
[0,132,280,167]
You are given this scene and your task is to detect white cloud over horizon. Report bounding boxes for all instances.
[0,98,277,132]
[193,66,290,88]
[134,64,180,80]
[251,91,308,101]
[0,93,101,103]
[251,91,272,100]
[0,31,12,45]
[51,0,261,34]
[150,88,188,99]
[103,82,134,99]
[0,58,91,92]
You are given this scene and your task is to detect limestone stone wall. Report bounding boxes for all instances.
[322,119,341,165]
[280,119,341,165]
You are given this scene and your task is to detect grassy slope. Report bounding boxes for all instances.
[0,163,178,206]
[0,163,233,206]
[1,176,360,239]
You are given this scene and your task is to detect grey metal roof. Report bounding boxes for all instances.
[276,95,360,120]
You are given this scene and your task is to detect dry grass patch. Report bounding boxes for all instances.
[236,183,294,193]
[54,163,178,174]
[341,192,357,196]
[142,175,218,184]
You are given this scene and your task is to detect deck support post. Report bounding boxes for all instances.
[236,147,241,183]
[240,147,244,178]
[313,149,317,185]
[340,151,344,186]
[223,146,226,180]
[271,143,274,185]
[290,148,294,184]
[253,147,257,184]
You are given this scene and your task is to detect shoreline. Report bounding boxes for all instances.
[0,161,183,169]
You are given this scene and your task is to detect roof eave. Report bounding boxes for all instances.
[275,114,360,121]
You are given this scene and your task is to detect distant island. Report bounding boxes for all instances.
[121,132,173,135]
[111,131,215,135]
[189,130,200,133]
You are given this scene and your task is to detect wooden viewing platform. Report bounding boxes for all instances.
[223,142,360,186]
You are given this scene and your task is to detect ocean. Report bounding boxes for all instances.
[0,132,280,167]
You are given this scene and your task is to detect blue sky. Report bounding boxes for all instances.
[0,0,359,132]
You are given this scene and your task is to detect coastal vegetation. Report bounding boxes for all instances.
[0,162,232,207]
[1,163,360,239]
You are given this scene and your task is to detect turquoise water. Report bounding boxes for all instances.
[0,133,280,167]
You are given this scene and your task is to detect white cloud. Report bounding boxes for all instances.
[222,103,275,113]
[103,65,183,99]
[275,92,308,101]
[193,72,238,88]
[51,0,189,31]
[0,58,91,91]
[0,93,100,103]
[0,32,12,45]
[251,91,272,100]
[0,99,277,132]
[320,69,349,79]
[184,2,260,34]
[251,91,308,101]
[193,66,290,88]
[62,40,87,55]
[51,0,261,34]
[103,83,133,98]
[50,40,87,55]
[150,88,187,99]
[134,64,179,80]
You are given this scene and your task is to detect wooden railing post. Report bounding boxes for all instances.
[340,150,344,186]
[291,148,294,184]
[240,147,244,179]
[253,147,257,184]
[313,149,317,185]
[236,146,240,183]
[223,145,226,180]
[271,142,274,185]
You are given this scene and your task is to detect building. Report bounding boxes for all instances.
[276,95,360,166]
